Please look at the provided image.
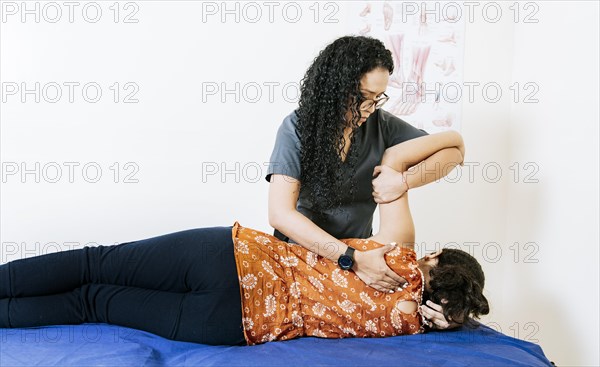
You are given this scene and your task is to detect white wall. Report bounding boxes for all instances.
[411,2,598,365]
[1,1,598,365]
[414,2,599,365]
[504,2,599,365]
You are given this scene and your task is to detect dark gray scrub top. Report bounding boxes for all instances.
[265,108,429,243]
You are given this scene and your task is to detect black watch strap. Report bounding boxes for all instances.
[338,246,356,270]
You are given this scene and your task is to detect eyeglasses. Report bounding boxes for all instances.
[359,92,389,111]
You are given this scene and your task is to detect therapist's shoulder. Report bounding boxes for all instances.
[278,108,300,133]
[265,109,303,183]
[376,108,428,147]
[274,109,302,148]
[377,108,424,131]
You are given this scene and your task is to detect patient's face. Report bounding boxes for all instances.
[417,251,441,292]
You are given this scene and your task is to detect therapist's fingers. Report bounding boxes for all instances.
[366,281,389,293]
[370,280,400,294]
[385,270,408,287]
[363,275,402,293]
[372,193,390,204]
[378,277,403,292]
[369,275,407,293]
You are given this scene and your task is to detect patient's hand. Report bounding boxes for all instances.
[353,244,408,293]
[419,300,462,330]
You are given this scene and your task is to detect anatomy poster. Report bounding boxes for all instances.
[345,1,465,133]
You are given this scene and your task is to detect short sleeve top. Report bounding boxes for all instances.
[265,108,428,241]
[231,221,425,346]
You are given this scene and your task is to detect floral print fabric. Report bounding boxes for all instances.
[231,221,425,346]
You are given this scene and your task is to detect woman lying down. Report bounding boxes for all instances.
[0,131,489,346]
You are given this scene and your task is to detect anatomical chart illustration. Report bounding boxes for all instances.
[346,1,465,133]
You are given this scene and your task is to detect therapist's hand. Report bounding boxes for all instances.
[372,165,407,204]
[352,244,408,293]
[419,300,462,330]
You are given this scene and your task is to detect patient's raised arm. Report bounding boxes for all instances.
[367,192,415,249]
[383,130,464,173]
[367,131,464,248]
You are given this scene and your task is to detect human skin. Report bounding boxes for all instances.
[368,130,465,248]
[366,130,464,330]
[268,67,464,329]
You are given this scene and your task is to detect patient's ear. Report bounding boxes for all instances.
[424,250,442,261]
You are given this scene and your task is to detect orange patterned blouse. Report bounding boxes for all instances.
[231,221,425,346]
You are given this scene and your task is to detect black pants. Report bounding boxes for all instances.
[0,226,247,346]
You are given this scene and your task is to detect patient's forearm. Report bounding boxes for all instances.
[404,147,464,190]
[382,131,464,173]
[369,148,462,245]
[368,132,464,247]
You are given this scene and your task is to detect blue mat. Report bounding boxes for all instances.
[0,323,553,366]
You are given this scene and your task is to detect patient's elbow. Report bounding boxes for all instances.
[448,147,464,167]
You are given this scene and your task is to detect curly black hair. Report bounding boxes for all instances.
[423,249,490,328]
[296,36,394,217]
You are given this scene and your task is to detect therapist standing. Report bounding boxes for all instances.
[265,35,464,330]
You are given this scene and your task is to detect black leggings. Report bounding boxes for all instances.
[0,225,247,346]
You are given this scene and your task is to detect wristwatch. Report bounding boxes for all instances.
[338,246,356,270]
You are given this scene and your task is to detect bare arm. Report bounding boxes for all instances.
[268,174,349,262]
[268,174,407,293]
[367,193,415,250]
[371,131,465,204]
[368,131,466,330]
[369,131,465,246]
[381,130,465,173]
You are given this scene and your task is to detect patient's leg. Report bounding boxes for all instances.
[0,226,237,298]
[0,226,245,345]
[0,283,245,345]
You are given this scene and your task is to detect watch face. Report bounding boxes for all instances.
[339,255,353,269]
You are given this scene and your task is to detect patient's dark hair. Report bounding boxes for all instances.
[423,249,490,328]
